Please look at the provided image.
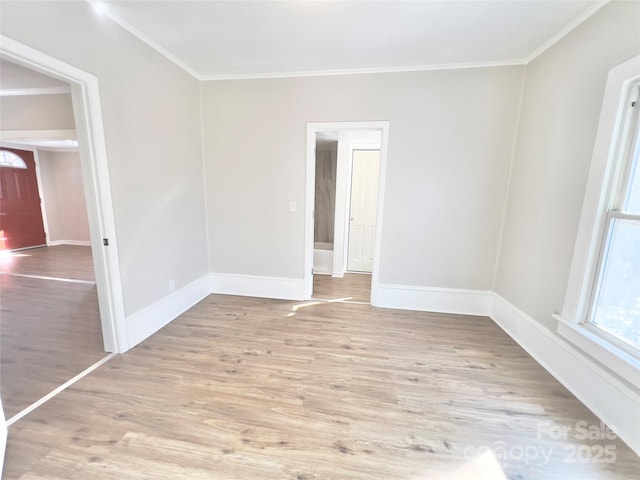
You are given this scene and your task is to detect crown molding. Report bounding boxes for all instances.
[0,86,70,97]
[200,59,528,81]
[87,0,202,80]
[524,0,610,64]
[89,0,611,82]
[0,129,77,142]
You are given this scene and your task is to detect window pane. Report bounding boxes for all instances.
[625,137,640,214]
[592,219,640,349]
[0,150,27,169]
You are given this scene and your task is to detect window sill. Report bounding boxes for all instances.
[554,314,640,388]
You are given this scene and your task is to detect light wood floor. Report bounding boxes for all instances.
[4,294,639,479]
[0,245,105,419]
[313,273,371,303]
[1,245,96,282]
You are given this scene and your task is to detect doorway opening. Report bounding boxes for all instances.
[0,38,126,428]
[0,139,103,421]
[305,122,389,304]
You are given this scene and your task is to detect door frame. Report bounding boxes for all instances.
[0,36,127,353]
[304,121,390,301]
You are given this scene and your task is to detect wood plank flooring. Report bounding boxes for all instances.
[0,246,105,419]
[1,245,96,282]
[313,273,371,303]
[4,294,639,479]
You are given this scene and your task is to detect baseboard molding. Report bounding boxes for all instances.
[118,271,639,455]
[126,274,211,349]
[209,272,305,301]
[313,266,332,275]
[490,293,640,456]
[373,283,492,316]
[48,240,91,247]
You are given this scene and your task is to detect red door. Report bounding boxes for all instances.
[0,148,47,250]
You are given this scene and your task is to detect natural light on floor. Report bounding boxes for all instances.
[287,297,354,317]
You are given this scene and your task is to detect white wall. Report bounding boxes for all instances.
[0,93,75,131]
[495,1,640,333]
[1,1,208,315]
[0,58,69,90]
[38,149,91,244]
[202,67,524,290]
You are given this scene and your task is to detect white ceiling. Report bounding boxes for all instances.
[99,0,606,80]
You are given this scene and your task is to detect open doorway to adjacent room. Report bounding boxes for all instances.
[305,122,389,304]
[0,56,121,423]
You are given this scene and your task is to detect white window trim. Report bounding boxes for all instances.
[557,55,640,387]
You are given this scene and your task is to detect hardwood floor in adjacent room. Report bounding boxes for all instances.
[4,294,639,479]
[0,245,106,419]
[313,273,371,303]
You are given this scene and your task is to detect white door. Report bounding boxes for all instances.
[1,397,6,476]
[347,150,380,272]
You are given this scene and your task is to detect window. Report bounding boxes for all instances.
[588,83,640,351]
[0,150,27,169]
[556,56,640,383]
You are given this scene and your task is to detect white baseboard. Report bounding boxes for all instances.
[121,271,639,455]
[373,283,492,316]
[313,266,332,275]
[209,272,305,301]
[490,293,640,456]
[48,240,91,247]
[126,274,211,349]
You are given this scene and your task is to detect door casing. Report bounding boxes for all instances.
[0,35,127,354]
[305,121,390,302]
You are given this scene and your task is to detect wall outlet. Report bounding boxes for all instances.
[168,279,175,293]
[289,201,297,212]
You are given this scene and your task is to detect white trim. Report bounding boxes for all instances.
[0,86,70,97]
[554,314,640,384]
[0,397,5,477]
[490,294,640,456]
[5,353,114,427]
[201,59,527,81]
[209,272,305,301]
[561,56,640,330]
[32,147,51,245]
[370,129,390,304]
[89,0,201,80]
[0,129,76,142]
[0,35,127,353]
[48,240,92,247]
[305,126,316,297]
[305,121,390,301]
[332,134,349,278]
[126,275,211,349]
[372,283,492,316]
[32,147,79,153]
[523,1,610,64]
[92,0,603,82]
